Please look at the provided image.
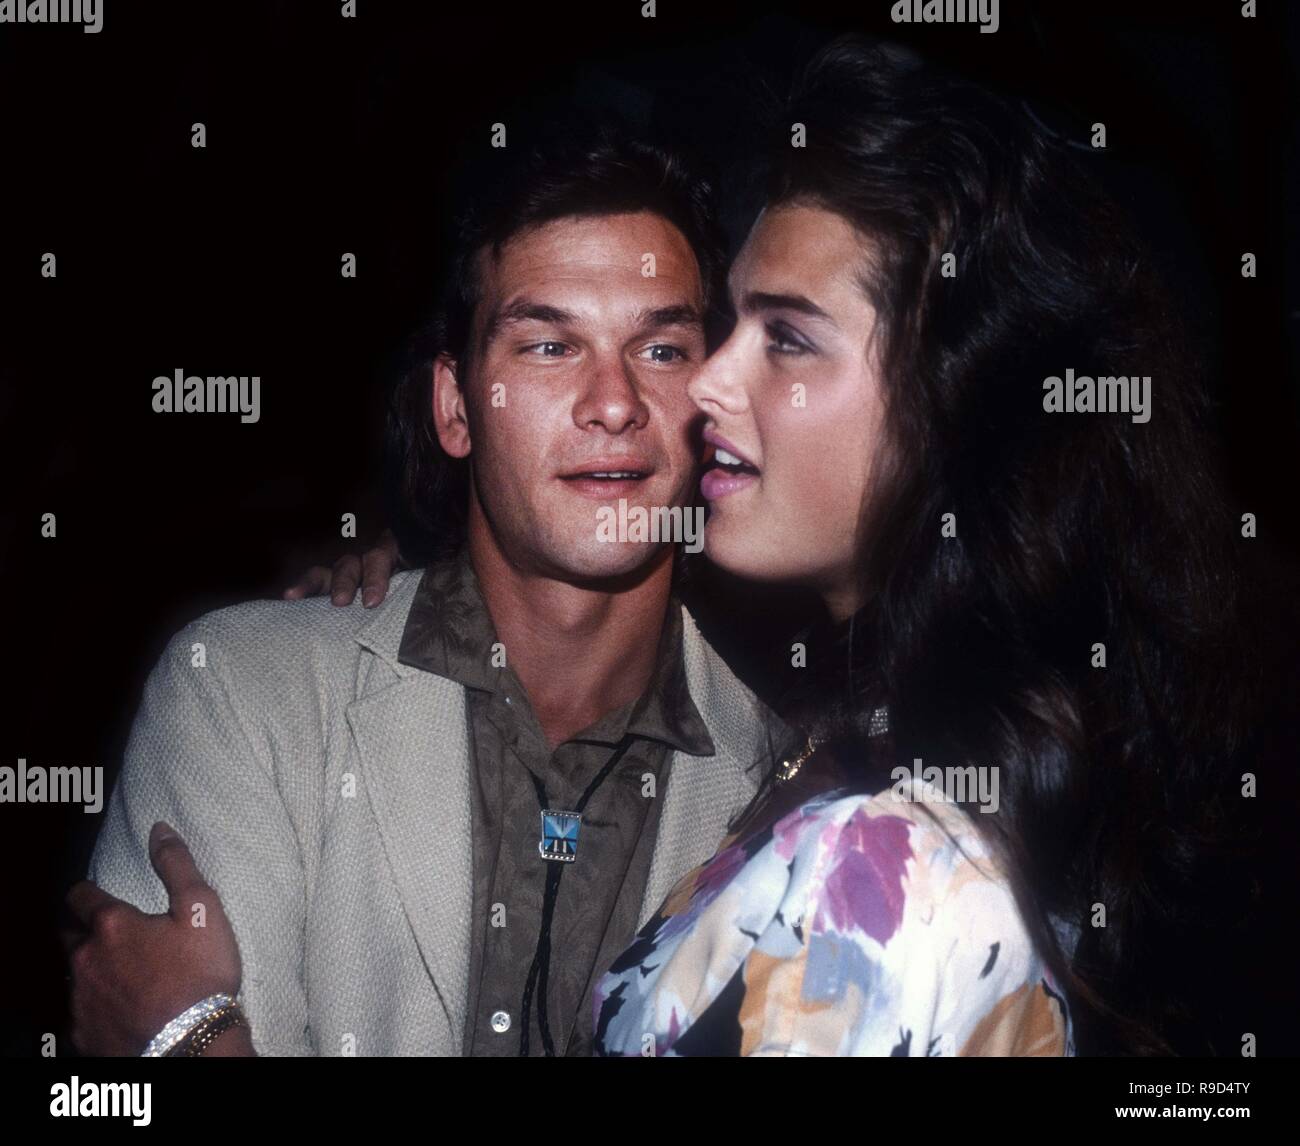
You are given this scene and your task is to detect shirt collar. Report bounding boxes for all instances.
[398,547,715,757]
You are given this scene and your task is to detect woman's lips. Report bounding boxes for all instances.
[702,429,757,468]
[700,467,758,500]
[700,428,760,500]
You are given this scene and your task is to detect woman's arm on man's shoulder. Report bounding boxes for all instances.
[282,527,404,608]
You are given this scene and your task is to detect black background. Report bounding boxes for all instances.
[1,0,1296,1056]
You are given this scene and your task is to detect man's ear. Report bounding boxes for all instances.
[432,354,472,459]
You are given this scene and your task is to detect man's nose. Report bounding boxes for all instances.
[572,355,650,433]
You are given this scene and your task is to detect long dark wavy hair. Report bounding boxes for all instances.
[768,39,1260,1056]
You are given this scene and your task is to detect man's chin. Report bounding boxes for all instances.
[540,538,676,587]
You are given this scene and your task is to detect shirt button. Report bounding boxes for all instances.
[490,1009,511,1034]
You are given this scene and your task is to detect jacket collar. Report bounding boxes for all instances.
[394,552,714,756]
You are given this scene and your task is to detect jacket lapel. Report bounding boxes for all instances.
[346,576,474,1047]
[637,606,788,929]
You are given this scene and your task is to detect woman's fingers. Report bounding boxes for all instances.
[283,531,405,607]
[282,564,332,601]
[360,533,401,607]
[328,555,363,605]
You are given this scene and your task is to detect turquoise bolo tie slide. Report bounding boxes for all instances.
[540,809,581,862]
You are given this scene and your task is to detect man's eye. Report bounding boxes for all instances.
[526,341,570,358]
[639,344,687,364]
[765,323,810,356]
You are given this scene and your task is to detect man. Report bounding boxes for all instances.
[66,127,794,1057]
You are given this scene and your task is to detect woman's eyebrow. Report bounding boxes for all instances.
[739,290,834,322]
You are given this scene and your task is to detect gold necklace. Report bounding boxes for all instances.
[776,707,889,785]
[775,737,822,784]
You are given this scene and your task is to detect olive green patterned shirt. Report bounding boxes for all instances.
[397,549,714,1056]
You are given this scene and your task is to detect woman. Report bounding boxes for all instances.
[586,39,1254,1056]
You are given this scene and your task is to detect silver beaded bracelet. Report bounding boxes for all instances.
[141,993,236,1057]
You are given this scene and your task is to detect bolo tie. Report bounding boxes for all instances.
[518,733,633,1057]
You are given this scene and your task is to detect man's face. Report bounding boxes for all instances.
[436,211,707,581]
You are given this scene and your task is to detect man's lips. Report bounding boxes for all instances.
[559,457,655,480]
[558,458,656,498]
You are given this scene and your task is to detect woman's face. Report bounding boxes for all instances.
[688,202,889,618]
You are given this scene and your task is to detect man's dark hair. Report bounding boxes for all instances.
[385,122,727,563]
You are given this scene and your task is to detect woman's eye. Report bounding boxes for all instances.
[765,323,810,356]
[640,344,687,364]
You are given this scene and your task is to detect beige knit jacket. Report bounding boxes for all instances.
[89,570,790,1055]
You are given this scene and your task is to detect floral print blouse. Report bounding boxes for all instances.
[593,777,1076,1056]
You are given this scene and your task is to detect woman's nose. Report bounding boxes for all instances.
[687,332,747,416]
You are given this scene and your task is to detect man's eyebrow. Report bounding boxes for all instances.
[485,299,579,339]
[739,291,834,322]
[631,304,704,331]
[485,300,704,341]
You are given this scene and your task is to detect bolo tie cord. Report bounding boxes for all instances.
[519,734,633,1057]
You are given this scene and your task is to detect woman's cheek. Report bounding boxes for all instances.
[774,390,841,485]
